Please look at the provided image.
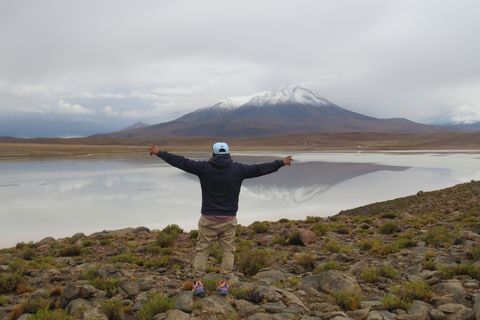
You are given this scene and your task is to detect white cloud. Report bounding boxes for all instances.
[450,104,480,124]
[20,100,95,115]
[102,106,119,117]
[0,82,51,99]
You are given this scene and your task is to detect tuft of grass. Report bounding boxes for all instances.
[137,293,176,320]
[382,282,434,311]
[314,260,345,273]
[100,299,123,320]
[331,288,364,311]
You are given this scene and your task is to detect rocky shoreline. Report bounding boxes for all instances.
[1,181,480,320]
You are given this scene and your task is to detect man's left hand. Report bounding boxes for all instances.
[282,156,293,166]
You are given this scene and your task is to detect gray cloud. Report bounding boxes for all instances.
[1,0,479,137]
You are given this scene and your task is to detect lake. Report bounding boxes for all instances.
[1,151,480,249]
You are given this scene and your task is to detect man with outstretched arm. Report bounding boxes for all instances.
[148,142,292,295]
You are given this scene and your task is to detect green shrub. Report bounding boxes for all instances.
[422,226,456,247]
[440,265,480,280]
[230,286,254,300]
[378,266,398,279]
[272,235,287,245]
[332,224,350,234]
[110,253,144,265]
[468,247,480,261]
[382,294,411,311]
[26,308,76,320]
[422,259,437,271]
[331,288,364,311]
[162,224,183,235]
[0,274,29,293]
[143,256,170,268]
[314,260,345,273]
[100,299,123,320]
[323,238,342,253]
[382,282,433,311]
[379,222,397,234]
[0,295,10,306]
[100,239,112,246]
[237,249,272,276]
[286,231,304,245]
[381,212,398,219]
[156,232,177,248]
[310,223,327,236]
[88,278,118,296]
[57,244,82,257]
[397,232,416,248]
[361,268,377,283]
[305,216,322,223]
[22,247,35,260]
[189,230,198,240]
[137,293,176,320]
[82,239,95,247]
[251,221,269,234]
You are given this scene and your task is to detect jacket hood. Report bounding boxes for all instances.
[208,154,233,170]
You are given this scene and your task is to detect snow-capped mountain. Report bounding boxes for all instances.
[92,86,466,138]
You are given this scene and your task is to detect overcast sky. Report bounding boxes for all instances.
[1,0,479,138]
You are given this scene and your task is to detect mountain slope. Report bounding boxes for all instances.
[92,86,466,138]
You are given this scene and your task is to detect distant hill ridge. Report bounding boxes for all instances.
[91,86,466,138]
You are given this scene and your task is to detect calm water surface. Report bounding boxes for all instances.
[1,152,480,248]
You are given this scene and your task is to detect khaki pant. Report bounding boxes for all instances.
[194,215,237,282]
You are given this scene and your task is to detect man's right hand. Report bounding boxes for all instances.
[148,144,160,156]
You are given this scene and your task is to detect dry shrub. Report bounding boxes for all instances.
[294,253,316,270]
[237,249,272,276]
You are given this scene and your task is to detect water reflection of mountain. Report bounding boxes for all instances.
[241,161,409,204]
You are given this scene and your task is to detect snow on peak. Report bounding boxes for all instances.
[205,86,332,111]
[207,98,242,111]
[245,86,333,107]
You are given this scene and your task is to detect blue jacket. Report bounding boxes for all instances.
[156,151,285,216]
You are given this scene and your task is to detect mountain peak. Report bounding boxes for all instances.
[244,86,334,108]
[206,86,333,111]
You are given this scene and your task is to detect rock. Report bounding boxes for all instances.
[299,229,316,246]
[258,236,273,246]
[252,269,294,284]
[174,291,194,313]
[153,309,190,320]
[437,303,476,320]
[431,296,458,308]
[429,308,445,320]
[472,293,480,318]
[297,270,360,295]
[197,295,236,316]
[346,308,370,320]
[433,282,467,304]
[408,301,431,320]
